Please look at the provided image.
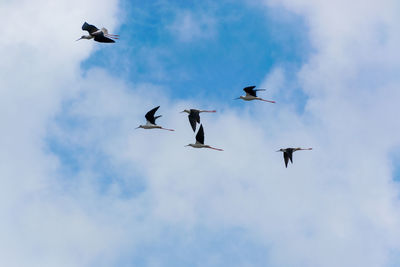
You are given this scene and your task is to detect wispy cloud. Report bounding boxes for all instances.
[167,9,217,42]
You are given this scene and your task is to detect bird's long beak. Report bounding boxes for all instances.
[179,111,185,113]
[76,37,83,41]
[135,126,140,129]
[233,97,240,100]
[276,150,281,152]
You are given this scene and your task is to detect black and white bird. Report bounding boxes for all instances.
[180,109,216,132]
[186,124,223,151]
[76,22,119,43]
[276,147,312,168]
[234,86,275,103]
[136,106,174,131]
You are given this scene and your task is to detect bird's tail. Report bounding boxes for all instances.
[102,28,120,39]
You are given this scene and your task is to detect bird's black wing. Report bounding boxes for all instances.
[188,109,200,132]
[288,151,293,164]
[190,109,201,123]
[145,106,160,125]
[243,86,257,97]
[196,124,205,144]
[82,22,99,34]
[93,33,115,43]
[283,152,289,168]
[188,114,197,132]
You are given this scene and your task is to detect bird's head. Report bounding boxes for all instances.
[276,148,284,152]
[76,35,91,41]
[135,125,143,130]
[76,36,85,41]
[180,109,190,114]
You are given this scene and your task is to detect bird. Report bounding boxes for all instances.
[276,147,312,168]
[136,106,174,131]
[180,109,216,132]
[234,86,275,103]
[186,124,223,151]
[76,22,119,43]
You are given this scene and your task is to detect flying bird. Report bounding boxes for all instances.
[136,106,174,131]
[234,86,275,103]
[186,124,223,151]
[276,147,312,168]
[180,109,216,132]
[76,22,119,43]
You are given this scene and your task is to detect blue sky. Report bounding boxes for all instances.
[81,0,310,101]
[47,1,400,265]
[2,0,400,266]
[54,0,311,195]
[118,226,270,266]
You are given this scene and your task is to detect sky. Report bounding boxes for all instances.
[1,0,400,266]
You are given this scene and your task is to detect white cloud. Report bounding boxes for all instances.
[254,0,400,265]
[0,0,126,266]
[168,9,217,42]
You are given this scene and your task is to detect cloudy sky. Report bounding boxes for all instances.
[1,0,400,266]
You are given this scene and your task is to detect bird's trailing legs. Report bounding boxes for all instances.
[185,145,223,151]
[159,127,175,131]
[259,98,276,103]
[206,146,224,151]
[105,34,119,40]
[135,126,174,131]
[256,90,275,103]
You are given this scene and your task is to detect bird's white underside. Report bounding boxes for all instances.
[241,95,259,101]
[141,122,161,129]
